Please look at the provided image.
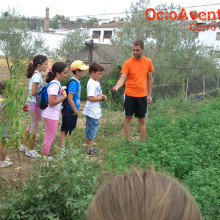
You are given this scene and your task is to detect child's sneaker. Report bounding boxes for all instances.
[60,147,66,156]
[5,157,10,162]
[87,147,98,155]
[40,162,49,168]
[48,156,53,162]
[40,162,54,168]
[0,161,12,168]
[25,149,41,158]
[19,144,27,152]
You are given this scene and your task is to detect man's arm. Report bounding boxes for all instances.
[111,73,127,92]
[147,71,153,104]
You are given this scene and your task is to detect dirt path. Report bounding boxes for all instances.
[0,58,10,81]
[0,149,36,190]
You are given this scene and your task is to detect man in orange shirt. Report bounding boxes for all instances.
[111,39,154,142]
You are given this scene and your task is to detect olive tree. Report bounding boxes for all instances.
[56,29,89,59]
[112,0,218,98]
[0,8,48,75]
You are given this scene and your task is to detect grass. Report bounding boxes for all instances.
[1,93,219,219]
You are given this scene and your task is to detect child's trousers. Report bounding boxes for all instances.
[42,118,58,155]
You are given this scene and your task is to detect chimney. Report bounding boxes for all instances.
[44,7,49,31]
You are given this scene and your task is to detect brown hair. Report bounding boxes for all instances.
[133,39,144,48]
[89,62,105,73]
[86,168,202,220]
[27,55,48,78]
[72,69,82,75]
[46,62,67,83]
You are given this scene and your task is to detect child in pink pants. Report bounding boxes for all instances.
[41,62,68,160]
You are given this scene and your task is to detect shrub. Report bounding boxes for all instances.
[0,147,102,220]
[184,167,219,220]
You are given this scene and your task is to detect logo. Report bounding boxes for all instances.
[145,8,220,31]
[145,8,220,21]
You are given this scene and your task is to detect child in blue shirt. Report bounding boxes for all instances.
[59,60,89,150]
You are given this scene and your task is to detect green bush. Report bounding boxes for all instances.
[0,147,101,220]
[104,97,220,219]
[100,68,124,111]
[0,61,31,152]
[185,167,220,220]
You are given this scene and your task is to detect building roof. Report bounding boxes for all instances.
[67,40,122,65]
[91,22,123,29]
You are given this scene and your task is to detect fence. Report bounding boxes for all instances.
[153,76,219,99]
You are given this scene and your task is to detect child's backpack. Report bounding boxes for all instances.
[37,82,61,110]
[62,78,78,107]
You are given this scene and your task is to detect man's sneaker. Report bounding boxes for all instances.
[25,149,41,158]
[0,161,12,168]
[19,144,27,153]
[87,147,98,155]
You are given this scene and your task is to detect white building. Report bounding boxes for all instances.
[87,23,123,44]
[197,21,220,50]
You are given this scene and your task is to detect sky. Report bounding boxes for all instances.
[0,0,220,19]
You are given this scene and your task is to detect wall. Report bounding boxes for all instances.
[198,26,220,49]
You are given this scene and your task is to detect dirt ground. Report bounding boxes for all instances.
[0,150,36,185]
[0,58,10,81]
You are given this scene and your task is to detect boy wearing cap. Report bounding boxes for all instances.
[59,60,89,150]
[83,62,107,155]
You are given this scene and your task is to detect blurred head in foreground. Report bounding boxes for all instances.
[86,168,202,220]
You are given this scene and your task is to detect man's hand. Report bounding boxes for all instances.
[111,86,118,93]
[147,96,152,104]
[111,73,127,93]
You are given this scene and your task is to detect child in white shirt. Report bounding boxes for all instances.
[83,62,107,155]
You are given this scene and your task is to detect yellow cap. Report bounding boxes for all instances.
[71,60,89,71]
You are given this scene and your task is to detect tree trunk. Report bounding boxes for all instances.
[203,75,205,98]
[6,55,12,76]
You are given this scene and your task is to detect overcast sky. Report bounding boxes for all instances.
[0,0,220,19]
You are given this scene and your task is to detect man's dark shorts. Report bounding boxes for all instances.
[61,107,78,135]
[123,95,147,118]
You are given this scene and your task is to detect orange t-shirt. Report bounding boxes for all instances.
[121,56,154,97]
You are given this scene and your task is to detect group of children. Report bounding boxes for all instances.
[0,54,107,168]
